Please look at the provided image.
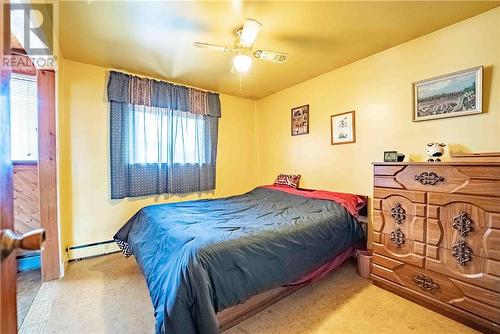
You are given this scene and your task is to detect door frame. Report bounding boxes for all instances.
[38,69,60,281]
[10,49,61,281]
[8,44,60,281]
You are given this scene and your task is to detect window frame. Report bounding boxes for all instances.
[128,106,208,166]
[9,72,38,163]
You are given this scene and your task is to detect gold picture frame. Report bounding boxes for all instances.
[330,110,356,145]
[412,66,483,122]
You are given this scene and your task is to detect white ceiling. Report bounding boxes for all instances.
[59,1,500,99]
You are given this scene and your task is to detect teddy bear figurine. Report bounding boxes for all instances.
[426,143,446,162]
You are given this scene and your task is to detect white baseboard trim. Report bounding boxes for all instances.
[67,240,121,261]
[62,252,69,277]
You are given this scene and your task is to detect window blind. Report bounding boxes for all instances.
[10,73,38,161]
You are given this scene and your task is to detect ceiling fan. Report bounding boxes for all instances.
[193,18,288,73]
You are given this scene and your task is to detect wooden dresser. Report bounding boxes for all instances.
[371,162,500,333]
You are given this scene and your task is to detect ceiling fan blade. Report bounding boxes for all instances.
[254,50,288,63]
[193,42,231,52]
[239,19,262,47]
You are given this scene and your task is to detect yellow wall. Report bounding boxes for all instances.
[59,59,257,249]
[59,8,499,254]
[255,8,500,197]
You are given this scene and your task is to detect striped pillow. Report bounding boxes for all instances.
[273,174,301,188]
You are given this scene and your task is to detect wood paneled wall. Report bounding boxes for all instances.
[13,162,40,235]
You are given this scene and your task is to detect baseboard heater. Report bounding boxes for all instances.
[67,239,121,261]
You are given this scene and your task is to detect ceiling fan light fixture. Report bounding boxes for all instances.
[239,19,262,47]
[194,18,286,75]
[233,54,252,73]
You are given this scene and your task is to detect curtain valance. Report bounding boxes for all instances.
[107,71,221,118]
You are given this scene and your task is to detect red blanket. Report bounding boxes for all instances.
[261,185,365,218]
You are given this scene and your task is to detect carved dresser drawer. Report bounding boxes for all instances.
[373,211,425,242]
[374,163,500,197]
[427,193,500,257]
[426,249,500,293]
[372,232,425,267]
[373,254,500,324]
[372,187,426,267]
[372,162,500,333]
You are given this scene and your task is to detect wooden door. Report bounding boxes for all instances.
[0,64,46,330]
[0,1,17,334]
[1,4,46,332]
[1,2,17,332]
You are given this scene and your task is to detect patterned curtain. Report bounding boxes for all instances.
[107,71,221,199]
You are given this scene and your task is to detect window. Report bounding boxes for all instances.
[129,106,207,165]
[107,71,220,198]
[10,73,38,161]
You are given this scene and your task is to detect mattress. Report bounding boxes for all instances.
[114,186,365,334]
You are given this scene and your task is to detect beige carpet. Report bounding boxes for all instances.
[17,268,42,328]
[20,253,479,334]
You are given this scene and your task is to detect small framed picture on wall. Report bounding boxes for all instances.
[291,104,309,136]
[331,110,356,145]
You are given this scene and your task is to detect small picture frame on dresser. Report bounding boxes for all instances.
[384,151,398,162]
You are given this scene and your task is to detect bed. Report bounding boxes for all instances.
[114,186,366,334]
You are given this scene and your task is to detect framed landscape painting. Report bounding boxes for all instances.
[413,66,483,121]
[331,110,355,145]
[291,104,309,136]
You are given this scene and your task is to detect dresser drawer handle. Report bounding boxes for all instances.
[390,228,405,248]
[452,240,473,266]
[390,203,406,224]
[452,211,474,266]
[413,274,440,292]
[414,172,445,185]
[390,203,406,247]
[452,211,474,237]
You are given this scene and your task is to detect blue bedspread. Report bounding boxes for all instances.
[114,187,364,334]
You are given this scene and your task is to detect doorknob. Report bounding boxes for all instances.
[0,229,45,261]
